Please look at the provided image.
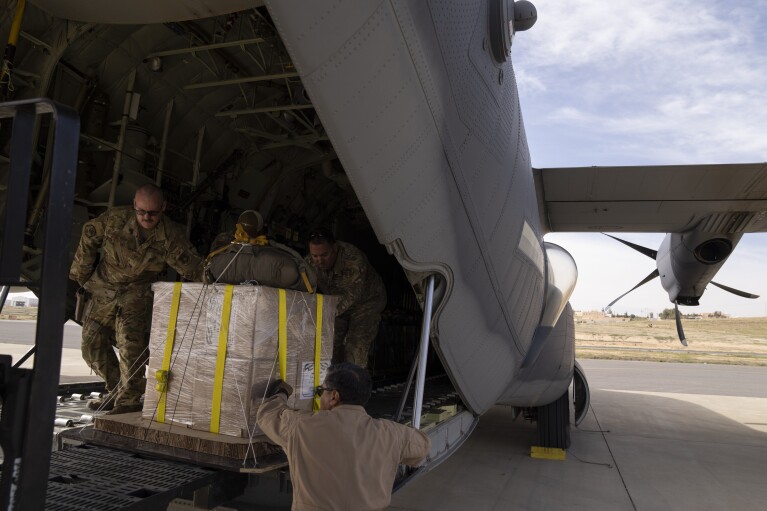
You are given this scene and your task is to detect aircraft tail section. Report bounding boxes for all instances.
[266,0,546,416]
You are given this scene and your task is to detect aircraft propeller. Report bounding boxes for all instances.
[603,234,657,259]
[708,281,760,299]
[603,234,759,346]
[674,301,687,346]
[605,269,660,310]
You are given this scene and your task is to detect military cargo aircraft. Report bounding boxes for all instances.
[1,0,765,509]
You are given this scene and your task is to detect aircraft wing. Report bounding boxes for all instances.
[534,163,767,234]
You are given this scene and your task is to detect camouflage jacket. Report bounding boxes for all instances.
[305,241,386,316]
[69,206,203,293]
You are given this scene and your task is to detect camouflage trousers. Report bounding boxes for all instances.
[333,295,386,368]
[81,286,152,407]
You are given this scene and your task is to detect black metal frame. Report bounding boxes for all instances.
[0,98,79,510]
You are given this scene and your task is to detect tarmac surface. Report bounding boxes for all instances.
[0,319,83,349]
[390,359,767,511]
[0,320,97,383]
[1,320,766,510]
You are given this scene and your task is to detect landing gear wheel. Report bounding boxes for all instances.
[536,388,571,449]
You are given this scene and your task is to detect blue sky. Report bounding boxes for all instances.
[513,0,767,316]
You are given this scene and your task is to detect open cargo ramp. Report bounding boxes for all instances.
[46,444,245,511]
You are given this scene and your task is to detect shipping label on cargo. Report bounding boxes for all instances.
[300,361,330,399]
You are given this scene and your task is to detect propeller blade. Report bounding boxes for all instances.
[603,234,658,260]
[606,269,660,309]
[710,281,759,299]
[674,301,688,346]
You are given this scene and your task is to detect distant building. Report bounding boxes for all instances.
[574,310,608,322]
[4,295,37,307]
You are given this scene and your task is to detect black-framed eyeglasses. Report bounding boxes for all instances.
[314,385,336,397]
[135,208,162,217]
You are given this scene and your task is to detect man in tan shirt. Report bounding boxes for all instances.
[256,363,431,511]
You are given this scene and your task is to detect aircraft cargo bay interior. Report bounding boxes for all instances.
[0,4,470,508]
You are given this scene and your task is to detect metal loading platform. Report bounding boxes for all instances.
[367,374,463,424]
[46,444,244,511]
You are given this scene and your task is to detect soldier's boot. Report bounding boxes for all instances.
[104,388,142,415]
[104,403,142,415]
[87,394,115,411]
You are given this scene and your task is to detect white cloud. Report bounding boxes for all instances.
[549,106,587,122]
[513,68,546,92]
[515,0,767,166]
[516,1,767,316]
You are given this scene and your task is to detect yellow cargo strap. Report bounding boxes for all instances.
[252,234,269,246]
[157,282,182,423]
[8,0,26,47]
[300,271,315,294]
[234,223,269,246]
[210,285,234,433]
[205,227,270,262]
[313,294,323,411]
[204,243,232,262]
[278,289,287,380]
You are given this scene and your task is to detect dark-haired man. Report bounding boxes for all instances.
[305,230,386,367]
[70,183,203,414]
[256,363,431,511]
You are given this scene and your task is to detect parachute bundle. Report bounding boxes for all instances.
[207,243,316,292]
[205,223,316,292]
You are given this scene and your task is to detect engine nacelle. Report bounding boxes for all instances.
[657,231,742,305]
[540,242,578,327]
[499,304,576,407]
[498,243,578,407]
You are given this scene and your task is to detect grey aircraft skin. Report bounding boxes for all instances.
[2,0,766,483]
[265,0,571,415]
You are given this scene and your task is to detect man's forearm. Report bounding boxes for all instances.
[255,394,291,446]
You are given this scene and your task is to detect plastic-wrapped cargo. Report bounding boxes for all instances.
[143,282,335,438]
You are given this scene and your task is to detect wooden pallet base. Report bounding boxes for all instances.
[89,412,284,470]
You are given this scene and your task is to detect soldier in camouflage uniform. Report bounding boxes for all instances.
[305,230,386,367]
[70,184,203,414]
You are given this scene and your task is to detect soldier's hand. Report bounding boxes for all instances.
[266,379,293,398]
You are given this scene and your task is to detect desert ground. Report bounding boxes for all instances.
[576,315,767,366]
[4,306,766,366]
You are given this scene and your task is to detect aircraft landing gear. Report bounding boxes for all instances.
[535,388,571,449]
